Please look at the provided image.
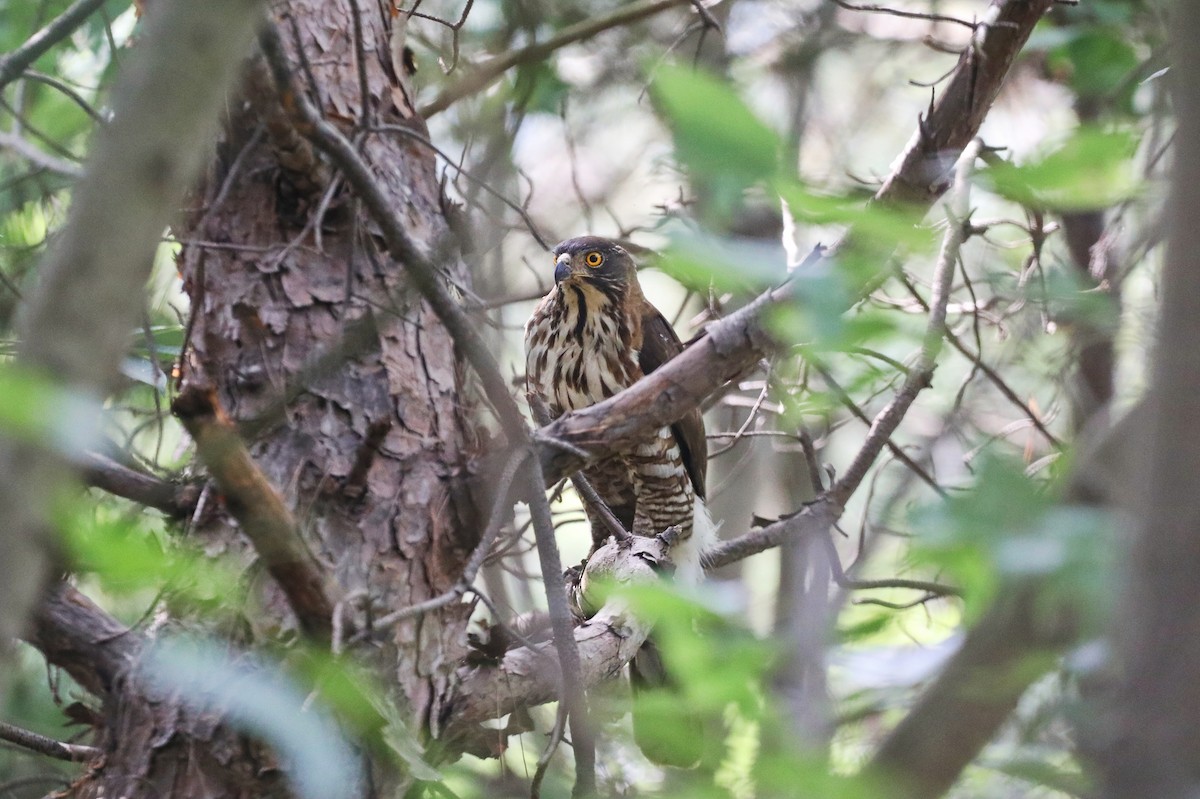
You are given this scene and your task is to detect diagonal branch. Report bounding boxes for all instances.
[24,584,142,698]
[873,0,1054,207]
[418,0,690,118]
[440,536,667,739]
[0,0,111,91]
[832,140,980,505]
[172,386,336,642]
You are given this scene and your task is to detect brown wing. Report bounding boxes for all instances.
[638,302,707,499]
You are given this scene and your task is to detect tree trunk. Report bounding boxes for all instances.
[72,0,483,794]
[1098,2,1200,795]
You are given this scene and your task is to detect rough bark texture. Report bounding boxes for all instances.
[186,0,478,692]
[65,0,481,794]
[29,586,284,797]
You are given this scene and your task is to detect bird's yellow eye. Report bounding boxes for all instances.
[585,251,604,267]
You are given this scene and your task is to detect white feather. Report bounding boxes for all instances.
[671,497,719,586]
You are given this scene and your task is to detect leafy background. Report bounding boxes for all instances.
[0,0,1164,796]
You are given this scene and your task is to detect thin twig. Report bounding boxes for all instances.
[22,71,105,123]
[0,720,100,763]
[0,130,82,178]
[419,0,688,117]
[78,450,200,517]
[531,704,568,799]
[810,360,947,498]
[528,393,628,545]
[831,0,977,30]
[523,453,596,797]
[370,124,550,249]
[408,0,475,74]
[0,0,109,91]
[346,0,372,128]
[898,274,1061,448]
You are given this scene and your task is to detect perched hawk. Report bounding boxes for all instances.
[524,236,714,579]
[525,236,715,766]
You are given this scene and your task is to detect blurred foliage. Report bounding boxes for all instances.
[911,456,1115,629]
[980,127,1141,211]
[0,0,1174,797]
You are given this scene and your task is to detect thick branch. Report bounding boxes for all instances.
[440,536,666,739]
[79,451,200,517]
[873,0,1054,207]
[24,584,141,698]
[172,386,336,642]
[865,586,1077,799]
[1098,2,1200,794]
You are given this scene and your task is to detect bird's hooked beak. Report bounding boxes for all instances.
[553,254,573,284]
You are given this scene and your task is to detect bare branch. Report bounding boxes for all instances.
[703,498,839,571]
[833,140,980,504]
[830,0,978,30]
[78,451,200,517]
[419,0,689,118]
[0,0,110,91]
[872,0,1054,207]
[866,587,1076,799]
[440,536,666,739]
[0,720,100,763]
[0,130,83,178]
[172,386,336,642]
[24,584,141,698]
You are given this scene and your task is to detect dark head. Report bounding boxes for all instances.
[552,236,637,288]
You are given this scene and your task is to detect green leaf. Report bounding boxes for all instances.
[984,754,1090,796]
[910,456,1115,628]
[0,363,103,455]
[650,63,781,184]
[838,613,893,643]
[60,505,242,601]
[1046,28,1140,102]
[617,582,771,713]
[657,232,785,293]
[980,127,1140,211]
[512,61,569,114]
[775,180,931,253]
